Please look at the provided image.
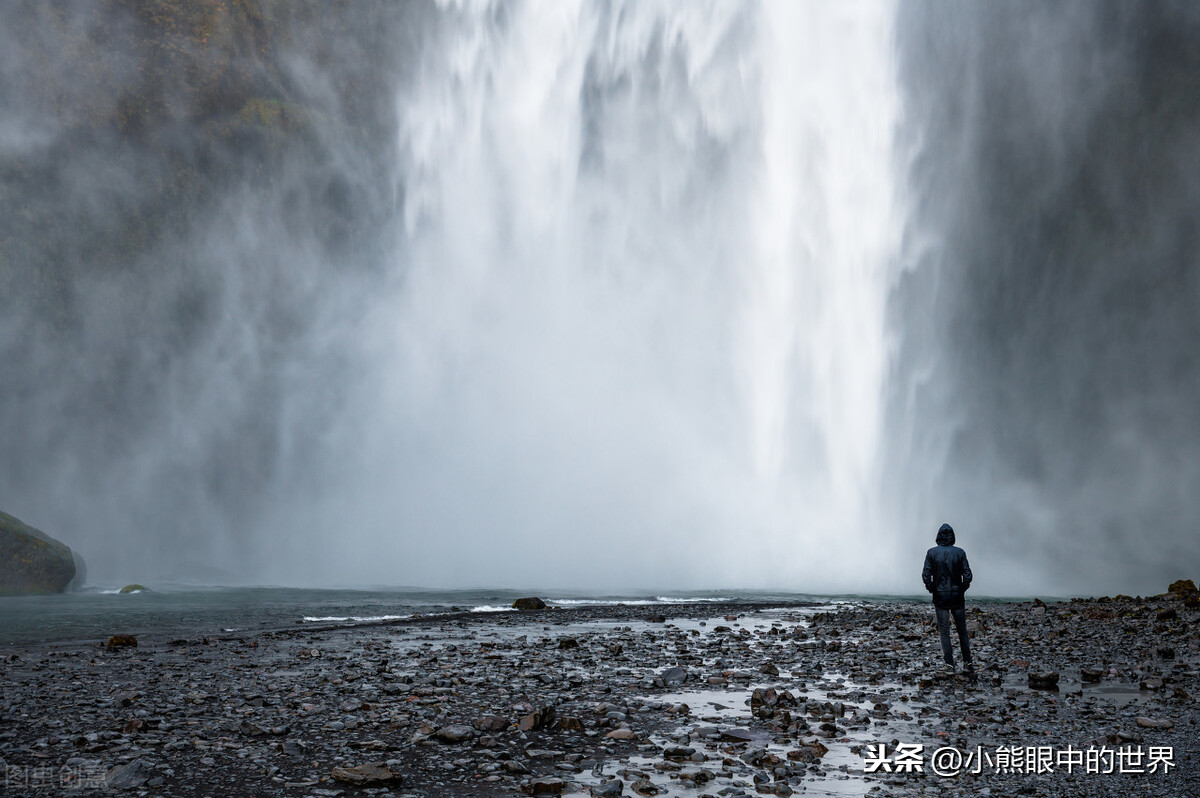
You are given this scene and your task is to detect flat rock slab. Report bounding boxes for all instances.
[1136,716,1174,729]
[330,762,399,785]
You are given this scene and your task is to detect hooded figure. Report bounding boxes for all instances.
[922,523,974,672]
[923,523,972,609]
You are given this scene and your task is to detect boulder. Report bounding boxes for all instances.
[0,510,76,595]
[512,596,547,610]
[1027,671,1060,690]
[119,584,149,594]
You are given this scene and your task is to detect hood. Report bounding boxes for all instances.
[936,523,955,546]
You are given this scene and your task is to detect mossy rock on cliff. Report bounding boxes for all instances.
[0,511,76,596]
[1168,579,1197,596]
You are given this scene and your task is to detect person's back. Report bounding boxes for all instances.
[923,524,971,609]
[921,523,974,673]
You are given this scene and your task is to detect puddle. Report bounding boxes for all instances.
[1002,672,1145,705]
[566,671,914,797]
[357,606,925,795]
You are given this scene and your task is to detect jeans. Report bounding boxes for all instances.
[935,606,972,666]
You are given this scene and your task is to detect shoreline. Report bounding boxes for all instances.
[1,596,1196,796]
[0,588,1094,652]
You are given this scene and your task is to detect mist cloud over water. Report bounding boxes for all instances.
[2,1,1197,594]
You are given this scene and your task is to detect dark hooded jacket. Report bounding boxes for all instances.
[922,523,972,609]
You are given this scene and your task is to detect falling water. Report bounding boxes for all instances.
[300,0,904,590]
[4,2,1194,595]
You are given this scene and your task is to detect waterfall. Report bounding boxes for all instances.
[333,0,903,589]
[5,1,1192,593]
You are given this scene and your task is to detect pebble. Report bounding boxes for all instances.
[0,593,1195,796]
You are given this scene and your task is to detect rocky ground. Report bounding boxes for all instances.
[1,592,1197,797]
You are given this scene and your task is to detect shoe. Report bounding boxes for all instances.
[963,661,976,675]
[942,663,956,675]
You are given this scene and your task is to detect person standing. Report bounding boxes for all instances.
[922,522,974,674]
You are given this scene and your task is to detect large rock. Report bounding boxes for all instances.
[0,510,76,595]
[512,596,547,610]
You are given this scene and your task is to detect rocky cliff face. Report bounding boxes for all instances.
[0,511,77,595]
[0,1,424,577]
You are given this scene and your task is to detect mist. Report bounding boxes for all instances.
[890,0,1200,595]
[2,1,1197,595]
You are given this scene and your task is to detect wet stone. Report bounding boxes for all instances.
[6,588,1200,797]
[524,775,566,795]
[662,744,695,759]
